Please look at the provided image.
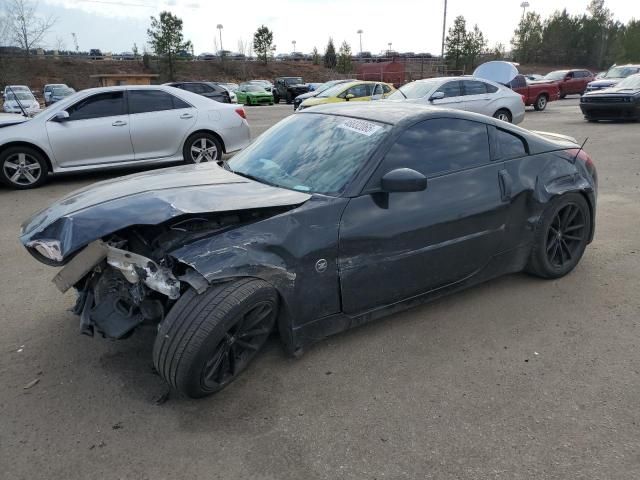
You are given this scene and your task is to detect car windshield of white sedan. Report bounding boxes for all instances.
[6,92,34,101]
[615,74,640,89]
[388,79,440,99]
[228,114,390,195]
[604,67,638,79]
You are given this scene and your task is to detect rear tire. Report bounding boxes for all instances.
[183,132,222,164]
[0,145,48,190]
[273,94,280,104]
[286,92,293,104]
[559,91,567,99]
[493,109,512,123]
[153,279,278,398]
[525,193,591,279]
[533,94,548,111]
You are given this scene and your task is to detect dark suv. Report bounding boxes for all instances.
[165,82,231,103]
[273,77,309,104]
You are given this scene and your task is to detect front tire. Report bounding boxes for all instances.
[0,146,48,189]
[533,94,548,111]
[493,109,512,123]
[153,279,278,398]
[183,132,222,164]
[525,193,591,279]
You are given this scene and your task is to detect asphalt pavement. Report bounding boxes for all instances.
[1,98,639,479]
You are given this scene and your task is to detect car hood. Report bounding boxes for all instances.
[0,113,29,127]
[587,78,623,87]
[20,163,311,260]
[584,86,640,96]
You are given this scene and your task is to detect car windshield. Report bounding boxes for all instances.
[604,66,639,79]
[388,79,440,99]
[544,71,568,80]
[6,92,34,101]
[285,77,303,85]
[52,88,73,96]
[317,83,350,98]
[244,85,264,92]
[228,113,390,195]
[315,81,343,94]
[615,74,640,89]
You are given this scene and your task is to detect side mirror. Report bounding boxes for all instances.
[381,168,427,193]
[429,91,445,101]
[51,111,70,122]
[345,93,355,101]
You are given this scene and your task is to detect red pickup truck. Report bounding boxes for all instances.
[509,75,560,111]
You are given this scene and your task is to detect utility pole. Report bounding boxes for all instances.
[216,24,223,55]
[441,0,447,59]
[292,40,296,53]
[520,1,530,19]
[387,42,392,58]
[357,29,363,55]
[71,32,79,53]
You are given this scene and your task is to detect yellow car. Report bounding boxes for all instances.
[298,81,395,110]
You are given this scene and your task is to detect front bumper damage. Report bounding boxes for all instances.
[53,240,204,339]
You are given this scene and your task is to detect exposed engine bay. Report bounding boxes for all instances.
[55,208,289,339]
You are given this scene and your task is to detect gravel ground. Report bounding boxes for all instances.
[1,99,639,480]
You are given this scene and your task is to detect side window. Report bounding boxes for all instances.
[566,71,574,78]
[346,84,370,98]
[438,81,462,98]
[128,90,189,114]
[382,84,392,93]
[372,84,383,96]
[495,128,528,159]
[485,82,499,93]
[66,92,125,121]
[462,80,487,95]
[377,118,490,178]
[185,84,204,93]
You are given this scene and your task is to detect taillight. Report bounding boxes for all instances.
[235,107,246,119]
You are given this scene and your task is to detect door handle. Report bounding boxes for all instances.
[180,113,194,119]
[112,120,127,127]
[498,169,512,202]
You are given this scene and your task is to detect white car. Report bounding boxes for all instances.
[387,76,525,124]
[0,85,250,189]
[3,85,30,97]
[3,91,41,115]
[44,83,69,105]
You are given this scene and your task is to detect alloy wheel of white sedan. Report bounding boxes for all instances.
[0,147,47,189]
[190,137,218,163]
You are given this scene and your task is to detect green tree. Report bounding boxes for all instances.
[132,42,139,57]
[337,41,352,73]
[511,11,543,64]
[253,25,273,64]
[619,19,640,63]
[463,24,486,69]
[324,38,336,69]
[445,16,467,70]
[492,42,506,59]
[147,11,192,81]
[311,46,320,65]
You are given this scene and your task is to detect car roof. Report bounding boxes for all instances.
[299,101,498,127]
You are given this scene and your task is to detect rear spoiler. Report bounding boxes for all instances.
[531,130,578,145]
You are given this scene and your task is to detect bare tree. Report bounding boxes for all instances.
[54,35,65,52]
[5,0,56,55]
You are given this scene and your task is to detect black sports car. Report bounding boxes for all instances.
[20,103,597,398]
[580,73,640,121]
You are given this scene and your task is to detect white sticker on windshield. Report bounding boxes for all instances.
[337,119,382,137]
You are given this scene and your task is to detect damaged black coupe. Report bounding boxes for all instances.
[20,103,597,398]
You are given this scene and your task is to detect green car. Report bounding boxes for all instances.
[236,84,274,106]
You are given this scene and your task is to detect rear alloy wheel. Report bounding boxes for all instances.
[183,133,222,164]
[153,279,278,398]
[493,109,512,123]
[526,193,591,279]
[0,146,48,189]
[534,94,548,111]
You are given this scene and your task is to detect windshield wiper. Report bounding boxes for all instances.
[397,89,407,99]
[231,170,279,188]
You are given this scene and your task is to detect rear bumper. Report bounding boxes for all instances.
[580,103,640,120]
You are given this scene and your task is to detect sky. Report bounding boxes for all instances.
[21,0,640,55]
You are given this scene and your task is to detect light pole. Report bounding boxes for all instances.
[292,40,296,53]
[441,0,447,59]
[357,29,363,55]
[216,24,223,54]
[387,42,392,57]
[520,1,530,19]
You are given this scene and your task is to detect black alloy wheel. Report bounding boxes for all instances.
[545,203,587,269]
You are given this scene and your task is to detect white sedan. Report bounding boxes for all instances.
[0,85,250,189]
[3,90,41,115]
[387,76,525,124]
